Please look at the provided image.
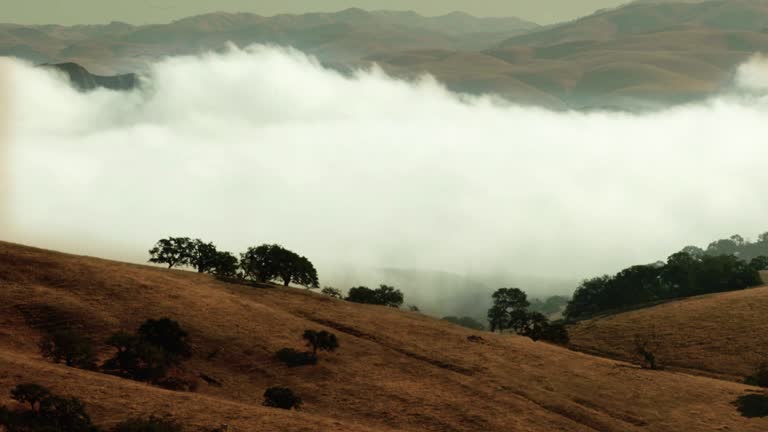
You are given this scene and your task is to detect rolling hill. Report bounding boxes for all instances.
[0,241,767,431]
[500,0,768,47]
[0,9,537,74]
[569,273,768,383]
[4,2,768,108]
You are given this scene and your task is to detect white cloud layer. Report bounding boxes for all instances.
[4,45,768,290]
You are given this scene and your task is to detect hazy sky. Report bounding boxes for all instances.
[7,46,768,284]
[1,0,630,25]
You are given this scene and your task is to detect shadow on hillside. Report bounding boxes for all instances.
[215,276,277,289]
[734,393,768,418]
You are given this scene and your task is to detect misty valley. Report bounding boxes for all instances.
[1,1,768,431]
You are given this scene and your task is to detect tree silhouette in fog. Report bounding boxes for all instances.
[240,244,318,288]
[346,285,404,307]
[149,237,240,277]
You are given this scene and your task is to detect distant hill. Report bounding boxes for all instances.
[0,241,767,431]
[0,9,537,71]
[569,280,768,382]
[500,0,768,47]
[3,3,768,108]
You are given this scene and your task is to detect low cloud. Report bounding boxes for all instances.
[0,57,11,234]
[5,46,768,296]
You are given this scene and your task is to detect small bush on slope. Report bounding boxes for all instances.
[263,387,302,410]
[302,330,339,356]
[275,348,317,367]
[39,329,97,370]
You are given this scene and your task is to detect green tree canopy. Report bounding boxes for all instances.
[346,285,404,308]
[240,244,319,288]
[149,237,194,269]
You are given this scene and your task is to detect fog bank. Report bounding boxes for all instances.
[0,58,11,233]
[5,46,768,300]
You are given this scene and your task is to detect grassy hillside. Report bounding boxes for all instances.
[0,241,767,431]
[500,0,768,47]
[570,279,768,382]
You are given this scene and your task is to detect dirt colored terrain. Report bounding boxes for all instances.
[570,278,768,382]
[0,241,766,431]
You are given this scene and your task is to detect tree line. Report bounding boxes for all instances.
[701,232,768,262]
[149,237,319,288]
[565,232,768,321]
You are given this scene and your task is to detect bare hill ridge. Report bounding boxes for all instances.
[0,241,766,431]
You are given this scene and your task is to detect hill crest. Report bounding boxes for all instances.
[0,241,767,431]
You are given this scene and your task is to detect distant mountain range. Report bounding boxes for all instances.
[5,1,768,109]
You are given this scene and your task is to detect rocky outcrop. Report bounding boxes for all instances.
[40,62,138,91]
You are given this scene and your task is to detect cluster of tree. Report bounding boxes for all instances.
[39,318,194,390]
[276,330,339,367]
[149,238,319,288]
[442,316,485,331]
[0,384,98,432]
[487,288,569,345]
[699,232,768,262]
[345,285,404,308]
[103,318,193,385]
[240,244,318,287]
[565,250,767,321]
[39,329,97,370]
[149,237,238,277]
[0,384,186,432]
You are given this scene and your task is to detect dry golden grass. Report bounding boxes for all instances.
[570,282,768,382]
[0,241,767,431]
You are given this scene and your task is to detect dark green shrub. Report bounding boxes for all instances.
[275,348,317,367]
[746,362,768,387]
[263,387,302,410]
[734,394,768,418]
[138,319,192,361]
[112,416,182,432]
[39,329,96,369]
[302,330,339,356]
[10,383,51,413]
[39,396,96,432]
[103,318,192,384]
[540,321,570,345]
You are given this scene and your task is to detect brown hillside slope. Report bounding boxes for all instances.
[0,241,766,431]
[570,279,768,382]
